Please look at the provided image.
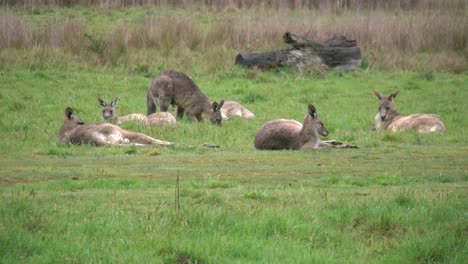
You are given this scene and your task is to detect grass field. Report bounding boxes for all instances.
[1,4,468,263]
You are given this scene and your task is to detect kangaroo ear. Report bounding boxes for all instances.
[373,89,384,99]
[212,101,219,111]
[308,104,317,119]
[388,91,399,100]
[111,98,119,107]
[98,98,106,107]
[217,100,224,111]
[65,107,73,119]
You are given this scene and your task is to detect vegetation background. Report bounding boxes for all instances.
[0,0,467,263]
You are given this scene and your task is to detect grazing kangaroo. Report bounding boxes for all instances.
[373,89,446,133]
[255,105,355,150]
[58,107,173,146]
[218,100,255,120]
[99,98,176,126]
[147,70,224,125]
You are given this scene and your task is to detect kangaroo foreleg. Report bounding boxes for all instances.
[176,106,185,119]
[147,91,157,115]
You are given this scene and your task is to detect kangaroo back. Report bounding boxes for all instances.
[220,100,255,120]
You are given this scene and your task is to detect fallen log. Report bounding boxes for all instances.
[235,32,361,70]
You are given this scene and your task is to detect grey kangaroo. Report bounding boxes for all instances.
[147,70,224,125]
[99,98,176,126]
[373,89,446,133]
[58,107,173,146]
[255,104,356,150]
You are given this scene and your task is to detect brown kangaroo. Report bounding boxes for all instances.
[99,98,176,126]
[373,89,446,133]
[58,107,173,146]
[147,70,224,125]
[218,100,255,120]
[255,105,326,150]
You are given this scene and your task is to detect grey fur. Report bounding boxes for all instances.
[98,98,119,124]
[219,100,255,120]
[58,107,172,146]
[254,105,329,150]
[99,98,176,126]
[147,70,224,125]
[373,89,446,133]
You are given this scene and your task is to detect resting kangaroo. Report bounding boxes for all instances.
[254,105,356,150]
[98,98,119,124]
[373,89,446,133]
[218,100,255,120]
[58,107,173,146]
[147,70,224,125]
[99,98,176,126]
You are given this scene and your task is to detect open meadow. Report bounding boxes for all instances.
[0,1,467,263]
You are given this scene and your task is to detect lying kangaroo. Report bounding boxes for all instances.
[373,89,446,133]
[147,70,224,125]
[255,105,356,150]
[58,107,173,146]
[99,98,176,126]
[218,100,255,120]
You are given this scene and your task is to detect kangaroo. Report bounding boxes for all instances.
[98,98,176,126]
[218,100,255,120]
[255,105,325,150]
[98,98,119,124]
[58,107,173,146]
[147,70,224,125]
[373,89,446,133]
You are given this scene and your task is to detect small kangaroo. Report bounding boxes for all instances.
[147,70,224,125]
[98,98,176,126]
[218,100,255,120]
[98,98,119,124]
[58,107,173,146]
[373,89,446,133]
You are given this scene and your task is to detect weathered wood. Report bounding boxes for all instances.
[235,32,361,70]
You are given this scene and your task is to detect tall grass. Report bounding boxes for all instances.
[1,0,466,10]
[1,6,466,72]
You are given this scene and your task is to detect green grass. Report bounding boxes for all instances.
[1,6,468,263]
[0,66,467,262]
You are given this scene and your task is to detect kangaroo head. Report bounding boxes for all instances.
[98,98,118,123]
[209,100,225,126]
[59,107,85,141]
[306,104,329,137]
[373,89,398,121]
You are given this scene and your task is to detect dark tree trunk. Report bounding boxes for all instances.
[235,33,361,70]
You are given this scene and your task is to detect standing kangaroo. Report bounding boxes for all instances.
[147,70,224,125]
[218,100,255,120]
[99,98,176,126]
[373,89,446,133]
[58,107,173,146]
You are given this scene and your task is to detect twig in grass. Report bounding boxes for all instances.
[175,171,180,211]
